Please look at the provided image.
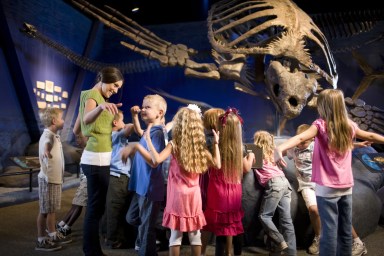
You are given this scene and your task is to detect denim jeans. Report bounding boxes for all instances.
[317,195,352,256]
[259,176,296,255]
[81,164,110,256]
[127,193,161,256]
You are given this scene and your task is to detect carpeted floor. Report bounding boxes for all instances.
[1,182,384,255]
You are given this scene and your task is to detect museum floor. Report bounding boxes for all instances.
[1,177,384,255]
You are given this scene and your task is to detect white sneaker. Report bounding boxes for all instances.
[308,236,319,255]
[352,242,367,256]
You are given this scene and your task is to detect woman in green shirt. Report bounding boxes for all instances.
[76,66,124,256]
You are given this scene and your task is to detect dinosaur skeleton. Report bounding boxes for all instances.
[19,23,162,74]
[68,0,338,119]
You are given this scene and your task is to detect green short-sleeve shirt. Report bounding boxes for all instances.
[79,89,113,152]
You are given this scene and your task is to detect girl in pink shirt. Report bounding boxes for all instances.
[274,89,384,256]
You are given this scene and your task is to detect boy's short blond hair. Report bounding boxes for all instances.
[296,124,310,135]
[143,94,167,115]
[39,107,63,128]
[114,110,123,121]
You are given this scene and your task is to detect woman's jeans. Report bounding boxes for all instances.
[317,194,352,256]
[259,176,296,255]
[81,164,110,256]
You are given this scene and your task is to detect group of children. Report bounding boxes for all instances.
[35,82,384,256]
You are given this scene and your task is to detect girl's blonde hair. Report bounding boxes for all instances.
[253,130,275,163]
[203,108,225,131]
[317,89,353,154]
[218,110,243,183]
[171,107,212,174]
[39,107,63,128]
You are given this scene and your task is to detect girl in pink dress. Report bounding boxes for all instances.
[203,108,255,256]
[136,104,221,256]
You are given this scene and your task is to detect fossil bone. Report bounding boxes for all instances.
[351,50,384,100]
[346,97,384,134]
[68,0,338,119]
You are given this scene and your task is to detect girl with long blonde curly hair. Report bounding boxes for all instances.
[134,104,221,256]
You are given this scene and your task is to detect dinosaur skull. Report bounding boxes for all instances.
[265,60,318,119]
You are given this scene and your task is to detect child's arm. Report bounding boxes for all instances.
[131,105,144,137]
[211,129,221,169]
[355,127,384,144]
[243,152,255,173]
[145,123,172,166]
[122,123,135,138]
[73,114,87,147]
[274,125,318,167]
[165,120,174,133]
[120,143,155,167]
[353,141,372,148]
[43,142,53,159]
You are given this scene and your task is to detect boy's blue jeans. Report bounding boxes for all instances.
[317,194,352,256]
[259,176,296,256]
[127,193,161,256]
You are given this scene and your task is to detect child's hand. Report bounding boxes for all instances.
[274,147,287,167]
[247,151,255,163]
[144,123,153,141]
[354,141,372,148]
[130,105,141,116]
[212,129,220,145]
[44,152,52,159]
[121,144,136,164]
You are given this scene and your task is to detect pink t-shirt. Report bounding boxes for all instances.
[254,160,285,187]
[311,119,358,188]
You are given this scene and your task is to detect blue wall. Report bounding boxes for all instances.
[1,0,384,170]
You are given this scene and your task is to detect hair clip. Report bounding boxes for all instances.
[187,104,202,116]
[219,107,243,126]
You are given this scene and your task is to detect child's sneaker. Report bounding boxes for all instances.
[278,241,288,251]
[50,232,72,244]
[57,226,72,236]
[35,238,62,251]
[352,242,367,256]
[308,236,319,254]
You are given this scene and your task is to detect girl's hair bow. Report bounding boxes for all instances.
[219,107,243,126]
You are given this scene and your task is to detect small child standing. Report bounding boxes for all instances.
[35,107,72,251]
[253,130,296,256]
[286,124,319,254]
[132,104,221,256]
[200,107,225,256]
[56,114,88,237]
[274,89,384,256]
[121,94,167,256]
[204,108,254,256]
[106,110,135,249]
